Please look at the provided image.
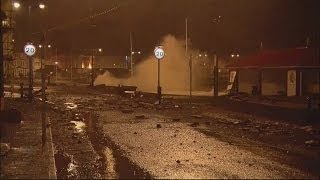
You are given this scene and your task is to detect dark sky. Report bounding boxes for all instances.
[14,0,320,55]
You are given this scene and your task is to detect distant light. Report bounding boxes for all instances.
[48,45,51,48]
[231,54,235,58]
[198,54,202,57]
[204,54,208,57]
[39,45,42,48]
[113,64,116,66]
[218,69,221,73]
[50,72,53,74]
[98,48,102,52]
[39,3,45,9]
[55,61,58,65]
[236,54,240,57]
[131,52,134,55]
[13,2,20,9]
[12,39,15,42]
[138,51,141,54]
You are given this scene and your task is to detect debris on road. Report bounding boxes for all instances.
[121,109,134,114]
[135,115,147,119]
[190,115,203,119]
[190,122,200,127]
[304,140,319,146]
[156,124,162,128]
[0,143,10,156]
[172,118,180,122]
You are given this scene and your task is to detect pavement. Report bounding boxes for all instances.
[0,99,57,179]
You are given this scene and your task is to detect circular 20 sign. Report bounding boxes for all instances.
[24,44,36,56]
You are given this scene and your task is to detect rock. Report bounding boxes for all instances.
[172,118,180,122]
[205,121,211,125]
[190,122,200,127]
[305,140,319,146]
[176,160,181,164]
[156,124,162,128]
[135,115,146,119]
[134,132,138,135]
[190,115,202,119]
[121,109,134,114]
[300,126,313,133]
[78,140,82,144]
[0,143,10,156]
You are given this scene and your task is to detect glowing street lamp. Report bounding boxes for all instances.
[13,2,21,9]
[39,3,45,9]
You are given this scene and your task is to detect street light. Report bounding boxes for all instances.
[13,2,21,9]
[39,3,45,9]
[39,44,42,48]
[47,44,51,48]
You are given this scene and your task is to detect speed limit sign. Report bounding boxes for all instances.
[24,44,36,56]
[154,46,165,60]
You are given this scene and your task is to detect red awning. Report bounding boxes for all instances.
[227,47,320,69]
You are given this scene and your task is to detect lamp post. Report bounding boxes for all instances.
[13,1,46,102]
[90,48,102,87]
[55,61,58,82]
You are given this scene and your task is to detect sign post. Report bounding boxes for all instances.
[24,44,36,102]
[154,46,165,104]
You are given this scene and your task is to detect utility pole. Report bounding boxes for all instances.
[130,32,133,76]
[27,5,33,102]
[70,50,73,81]
[91,50,94,87]
[214,54,219,97]
[185,18,188,57]
[189,54,192,100]
[0,0,4,110]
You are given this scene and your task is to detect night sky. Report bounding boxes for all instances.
[13,0,320,56]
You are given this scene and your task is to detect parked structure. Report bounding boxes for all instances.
[227,47,320,96]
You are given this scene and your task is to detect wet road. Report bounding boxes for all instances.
[44,86,318,179]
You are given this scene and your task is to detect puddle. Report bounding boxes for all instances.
[70,121,86,133]
[104,147,118,178]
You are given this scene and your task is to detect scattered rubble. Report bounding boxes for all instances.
[0,143,10,156]
[304,140,319,146]
[121,109,134,114]
[156,124,162,128]
[190,115,202,119]
[135,115,147,119]
[190,122,200,127]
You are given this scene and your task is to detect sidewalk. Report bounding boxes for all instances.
[0,99,56,179]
